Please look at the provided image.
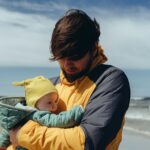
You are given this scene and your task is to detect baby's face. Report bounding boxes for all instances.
[36,93,58,112]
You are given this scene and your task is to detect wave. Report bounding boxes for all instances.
[126,105,150,121]
[126,113,150,121]
[124,126,150,137]
[131,97,150,101]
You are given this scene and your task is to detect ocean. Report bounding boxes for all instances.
[0,66,60,96]
[0,66,150,136]
[0,66,149,97]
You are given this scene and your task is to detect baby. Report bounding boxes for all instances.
[0,76,84,150]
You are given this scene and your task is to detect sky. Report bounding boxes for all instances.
[0,0,150,69]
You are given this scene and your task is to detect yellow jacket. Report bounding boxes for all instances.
[7,46,130,150]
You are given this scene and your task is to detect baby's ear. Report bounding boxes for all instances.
[51,93,59,104]
[50,102,58,112]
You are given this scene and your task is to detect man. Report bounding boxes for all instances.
[9,9,130,150]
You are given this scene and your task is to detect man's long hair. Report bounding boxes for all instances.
[50,9,100,60]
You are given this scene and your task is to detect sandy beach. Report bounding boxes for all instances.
[119,129,150,150]
[119,118,150,150]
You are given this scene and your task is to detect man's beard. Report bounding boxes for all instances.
[62,59,92,82]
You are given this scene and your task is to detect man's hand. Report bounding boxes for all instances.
[9,127,21,148]
[0,147,6,150]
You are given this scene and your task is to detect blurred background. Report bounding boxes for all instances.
[0,0,150,149]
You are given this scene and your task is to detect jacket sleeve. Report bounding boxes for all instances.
[80,69,130,150]
[32,105,84,128]
[17,121,85,150]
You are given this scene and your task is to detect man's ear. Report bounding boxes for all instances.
[92,43,98,57]
[93,49,98,57]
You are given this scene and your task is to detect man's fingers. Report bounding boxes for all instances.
[9,128,20,147]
